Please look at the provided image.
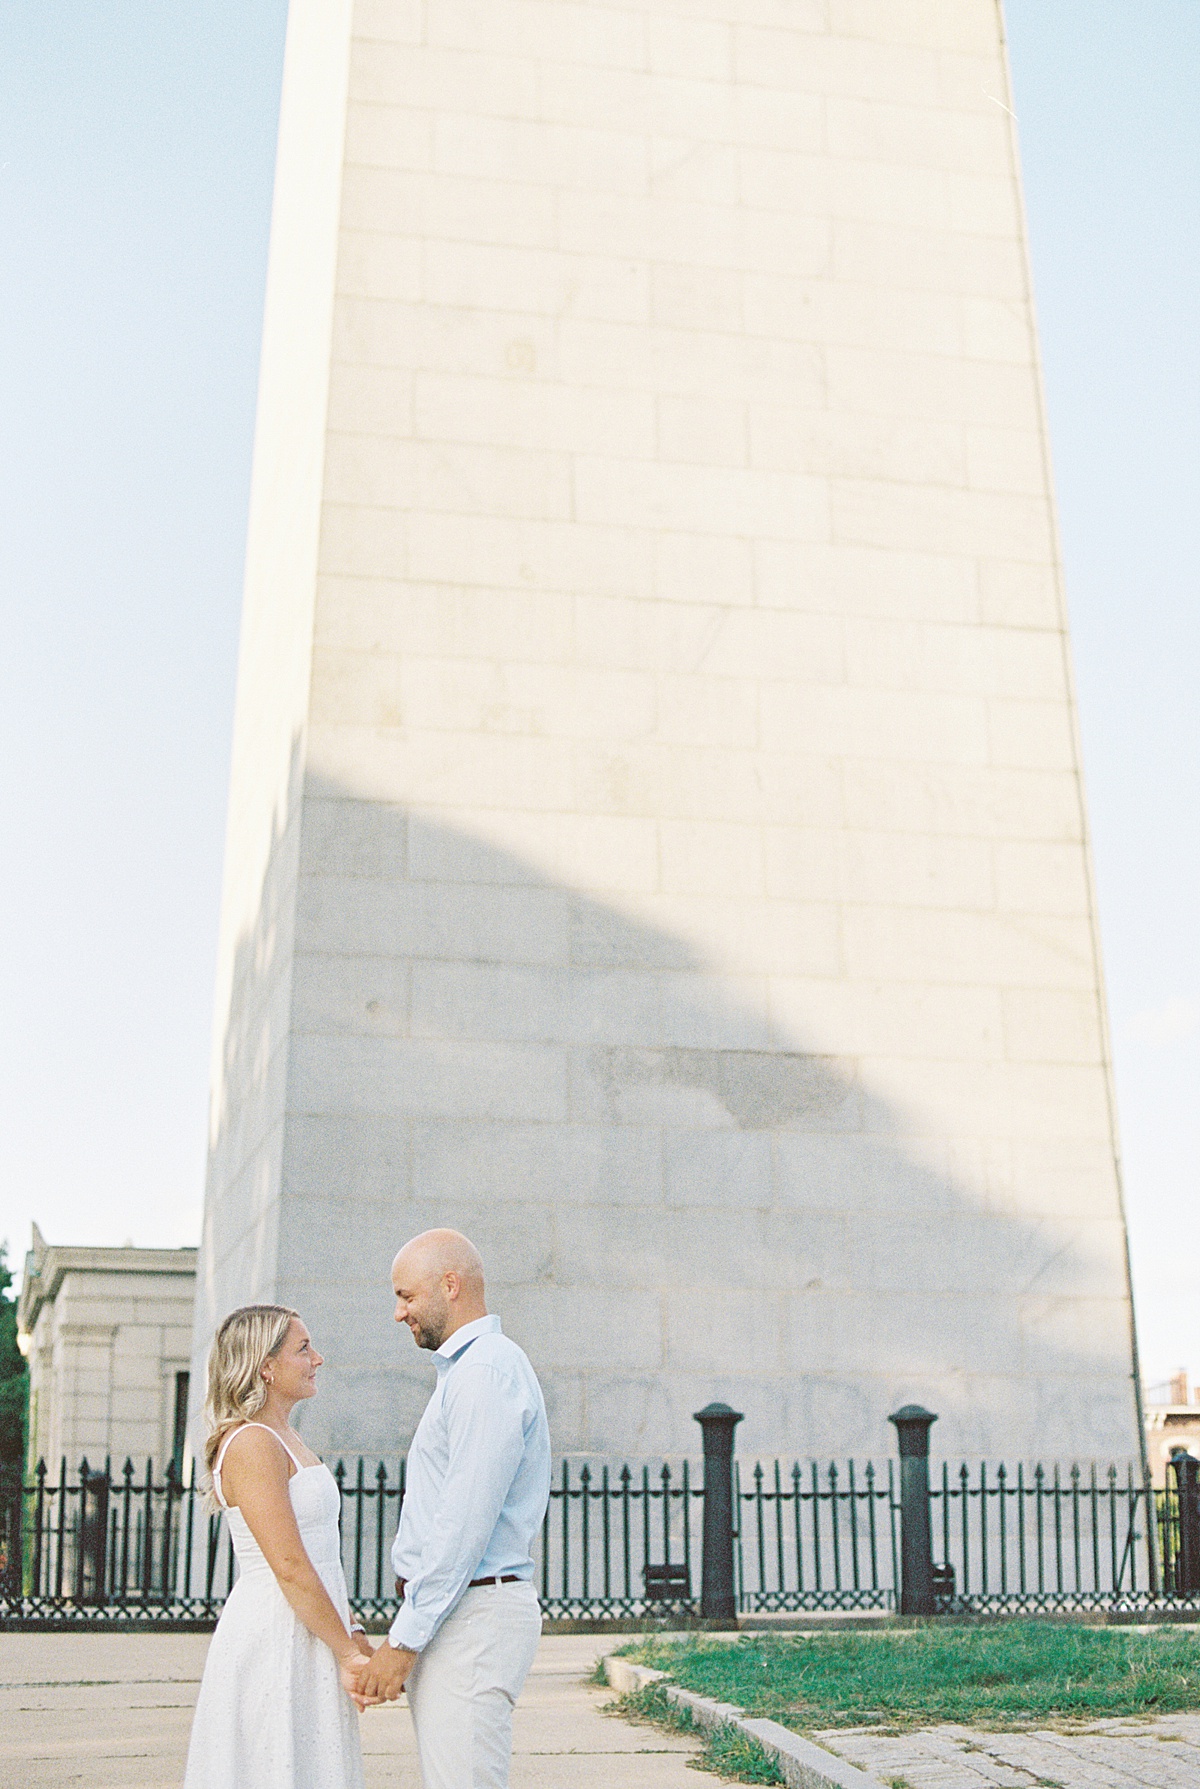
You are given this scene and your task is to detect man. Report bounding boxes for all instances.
[355,1229,550,1789]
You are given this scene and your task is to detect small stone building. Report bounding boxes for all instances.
[17,1226,197,1474]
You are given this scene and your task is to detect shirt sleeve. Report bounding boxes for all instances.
[388,1361,527,1652]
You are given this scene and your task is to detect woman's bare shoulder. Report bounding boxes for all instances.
[219,1424,293,1483]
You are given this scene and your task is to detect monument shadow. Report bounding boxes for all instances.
[192,745,1144,1476]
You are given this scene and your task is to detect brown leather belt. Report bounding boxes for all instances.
[395,1574,522,1595]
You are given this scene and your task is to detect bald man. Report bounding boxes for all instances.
[355,1230,550,1789]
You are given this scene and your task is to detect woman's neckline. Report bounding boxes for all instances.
[223,1459,325,1515]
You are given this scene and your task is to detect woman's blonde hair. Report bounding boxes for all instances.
[202,1304,298,1482]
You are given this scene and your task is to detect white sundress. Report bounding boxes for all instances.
[183,1422,364,1789]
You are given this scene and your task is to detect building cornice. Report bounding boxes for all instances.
[17,1239,197,1338]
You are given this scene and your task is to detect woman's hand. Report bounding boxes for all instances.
[339,1647,373,1709]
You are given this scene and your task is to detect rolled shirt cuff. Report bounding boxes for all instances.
[387,1603,429,1653]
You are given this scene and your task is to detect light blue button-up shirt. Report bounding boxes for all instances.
[388,1314,550,1652]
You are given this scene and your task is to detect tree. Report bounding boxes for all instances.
[0,1243,28,1483]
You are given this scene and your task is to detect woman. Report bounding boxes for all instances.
[183,1304,367,1789]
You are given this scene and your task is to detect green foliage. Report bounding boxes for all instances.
[614,1683,785,1784]
[0,1243,29,1480]
[690,1723,787,1783]
[619,1624,1200,1731]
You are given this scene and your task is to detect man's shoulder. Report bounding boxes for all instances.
[453,1328,540,1388]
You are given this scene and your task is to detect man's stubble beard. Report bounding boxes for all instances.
[415,1306,451,1351]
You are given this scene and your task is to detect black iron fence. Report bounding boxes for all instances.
[4,1419,1200,1626]
[931,1460,1152,1612]
[736,1458,896,1613]
[1,1457,236,1622]
[539,1459,700,1620]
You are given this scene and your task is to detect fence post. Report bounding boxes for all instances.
[694,1401,742,1621]
[1171,1449,1200,1593]
[0,1470,21,1598]
[80,1462,110,1603]
[889,1405,937,1615]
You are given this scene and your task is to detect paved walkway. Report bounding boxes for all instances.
[823,1714,1200,1787]
[13,1628,1200,1787]
[0,1630,701,1788]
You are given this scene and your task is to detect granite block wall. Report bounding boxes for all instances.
[191,0,1143,1468]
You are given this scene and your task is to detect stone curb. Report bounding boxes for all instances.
[602,1655,886,1789]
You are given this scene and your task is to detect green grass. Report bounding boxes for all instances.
[612,1683,785,1783]
[618,1625,1200,1731]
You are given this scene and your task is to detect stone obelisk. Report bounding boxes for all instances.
[191,0,1144,1466]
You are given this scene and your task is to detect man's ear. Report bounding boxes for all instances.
[444,1270,461,1303]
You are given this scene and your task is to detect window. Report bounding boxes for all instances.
[172,1371,189,1477]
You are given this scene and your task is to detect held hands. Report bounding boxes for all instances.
[339,1595,417,1711]
[356,1640,418,1707]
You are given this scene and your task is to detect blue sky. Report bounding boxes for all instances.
[1,3,1196,1384]
[1005,2,1200,1389]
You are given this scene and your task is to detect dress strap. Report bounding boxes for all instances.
[212,1422,307,1507]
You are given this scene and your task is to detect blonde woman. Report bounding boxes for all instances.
[183,1305,366,1789]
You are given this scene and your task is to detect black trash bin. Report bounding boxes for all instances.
[931,1562,956,1611]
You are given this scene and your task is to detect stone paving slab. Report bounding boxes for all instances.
[0,1631,702,1788]
[821,1714,1200,1789]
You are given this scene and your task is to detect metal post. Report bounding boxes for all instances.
[694,1401,743,1621]
[1171,1449,1200,1593]
[0,1473,21,1598]
[889,1405,937,1615]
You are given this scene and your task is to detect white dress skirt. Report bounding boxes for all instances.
[183,1425,364,1789]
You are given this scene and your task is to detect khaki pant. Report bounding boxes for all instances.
[405,1580,542,1789]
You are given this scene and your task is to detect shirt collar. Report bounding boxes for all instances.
[435,1312,501,1369]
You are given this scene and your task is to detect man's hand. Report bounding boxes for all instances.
[356,1640,418,1705]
